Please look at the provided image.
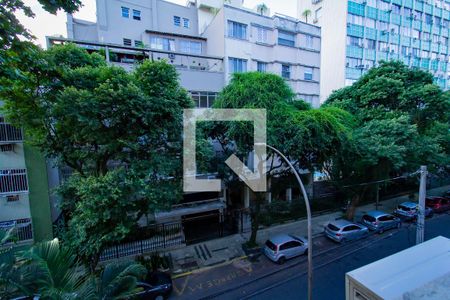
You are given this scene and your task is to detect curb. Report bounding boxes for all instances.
[172,255,248,279]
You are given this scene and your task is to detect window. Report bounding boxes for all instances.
[281,64,290,79]
[183,18,190,28]
[123,38,132,46]
[378,1,389,10]
[365,39,376,50]
[150,37,175,51]
[392,4,401,14]
[0,169,28,195]
[305,35,314,48]
[0,117,23,142]
[179,40,202,54]
[315,7,322,19]
[378,21,388,31]
[133,9,141,20]
[433,34,440,43]
[304,67,313,80]
[348,14,363,25]
[365,19,375,28]
[278,30,295,47]
[422,32,430,41]
[402,7,412,16]
[346,57,363,68]
[425,14,432,25]
[257,61,267,72]
[229,57,247,73]
[422,50,430,58]
[435,16,442,25]
[121,6,129,18]
[412,29,420,39]
[378,41,388,51]
[190,92,217,108]
[347,36,362,47]
[174,16,181,26]
[134,40,143,47]
[401,46,409,55]
[228,21,247,39]
[401,26,411,37]
[367,0,376,7]
[256,26,268,43]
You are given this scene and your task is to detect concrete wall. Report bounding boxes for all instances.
[24,145,53,242]
[298,0,347,104]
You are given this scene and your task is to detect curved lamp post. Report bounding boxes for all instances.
[256,143,313,300]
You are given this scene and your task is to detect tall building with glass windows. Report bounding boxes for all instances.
[298,0,450,103]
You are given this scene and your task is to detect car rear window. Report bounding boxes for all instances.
[398,205,411,211]
[265,240,277,251]
[327,224,340,231]
[426,198,439,204]
[362,215,376,222]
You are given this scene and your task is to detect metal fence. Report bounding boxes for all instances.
[0,169,29,195]
[99,222,185,261]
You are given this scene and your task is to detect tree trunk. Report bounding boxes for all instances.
[249,194,263,246]
[346,186,368,221]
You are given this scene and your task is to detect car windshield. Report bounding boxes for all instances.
[362,215,376,222]
[327,224,340,231]
[265,240,277,251]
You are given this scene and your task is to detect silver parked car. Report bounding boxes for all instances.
[393,202,434,220]
[324,219,369,243]
[361,210,401,233]
[263,234,308,264]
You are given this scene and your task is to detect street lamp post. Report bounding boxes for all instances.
[257,143,313,300]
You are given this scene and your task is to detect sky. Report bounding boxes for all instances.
[19,0,298,47]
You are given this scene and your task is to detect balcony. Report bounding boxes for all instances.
[0,218,33,244]
[0,169,28,196]
[0,119,23,144]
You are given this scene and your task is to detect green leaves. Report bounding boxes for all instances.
[325,60,450,189]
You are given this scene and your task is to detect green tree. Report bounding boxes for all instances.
[1,44,192,270]
[325,61,450,219]
[302,9,312,23]
[203,72,351,245]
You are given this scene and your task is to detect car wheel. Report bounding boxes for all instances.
[154,295,165,300]
[278,256,286,265]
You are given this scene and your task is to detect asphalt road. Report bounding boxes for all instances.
[234,213,450,300]
[171,212,450,300]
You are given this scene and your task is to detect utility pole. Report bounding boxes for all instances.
[416,166,427,245]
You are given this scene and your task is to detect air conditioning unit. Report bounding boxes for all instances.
[169,53,176,59]
[347,22,352,27]
[437,57,441,61]
[382,29,388,34]
[346,62,350,67]
[391,28,396,34]
[391,49,395,53]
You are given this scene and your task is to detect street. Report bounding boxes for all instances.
[171,212,450,300]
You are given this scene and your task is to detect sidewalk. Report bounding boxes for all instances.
[168,185,450,275]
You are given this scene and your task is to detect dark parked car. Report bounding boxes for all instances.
[426,196,450,213]
[128,272,172,300]
[361,211,401,233]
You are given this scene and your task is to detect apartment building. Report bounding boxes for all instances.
[199,0,322,107]
[298,0,450,103]
[0,114,53,244]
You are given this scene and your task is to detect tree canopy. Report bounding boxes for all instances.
[325,60,450,219]
[1,44,192,269]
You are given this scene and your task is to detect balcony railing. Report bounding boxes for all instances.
[0,169,29,195]
[0,119,23,144]
[0,218,33,244]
